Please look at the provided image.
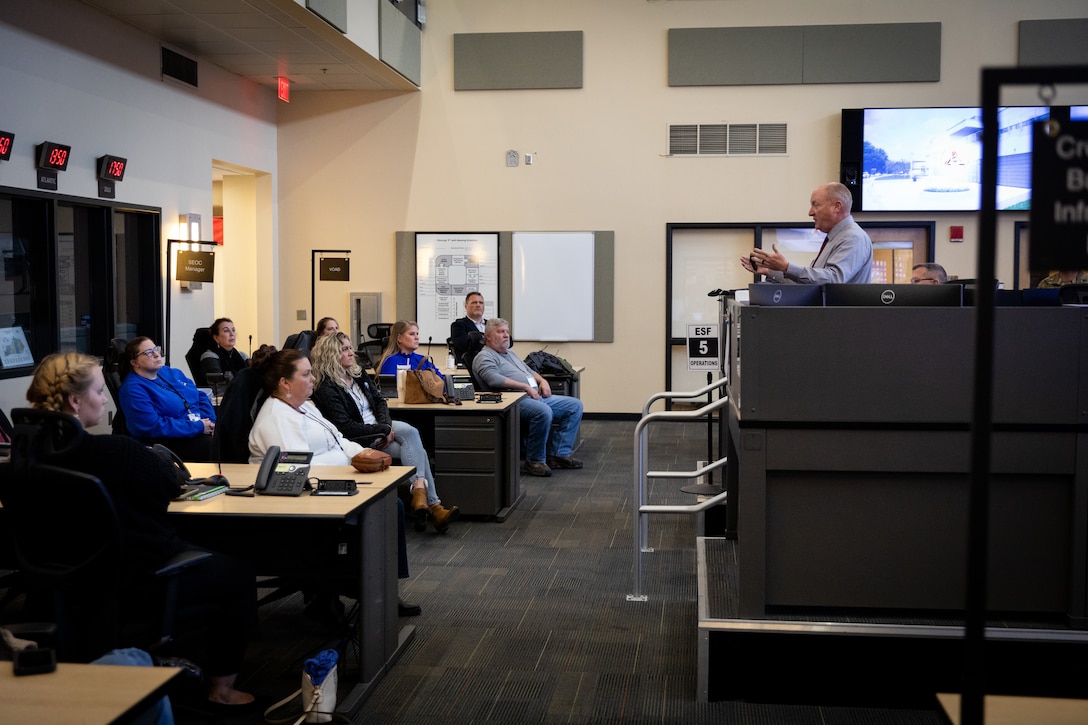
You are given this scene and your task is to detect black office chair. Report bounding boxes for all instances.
[184,328,215,387]
[367,323,393,342]
[103,337,129,436]
[1058,283,1088,305]
[283,329,316,354]
[211,367,265,463]
[357,339,386,370]
[2,409,209,662]
[460,331,487,390]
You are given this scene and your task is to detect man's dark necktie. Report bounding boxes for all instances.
[811,237,829,267]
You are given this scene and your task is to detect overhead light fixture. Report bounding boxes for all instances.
[178,213,201,242]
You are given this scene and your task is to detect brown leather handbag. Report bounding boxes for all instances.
[403,358,460,405]
[351,448,392,473]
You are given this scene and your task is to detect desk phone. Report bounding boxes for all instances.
[254,446,313,496]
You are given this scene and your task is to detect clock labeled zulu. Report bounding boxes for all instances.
[97,154,127,182]
[35,141,71,171]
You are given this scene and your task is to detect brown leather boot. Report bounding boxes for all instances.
[429,503,460,534]
[411,487,428,531]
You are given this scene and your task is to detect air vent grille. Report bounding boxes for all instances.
[162,47,198,88]
[668,123,787,156]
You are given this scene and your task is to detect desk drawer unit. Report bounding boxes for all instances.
[434,414,503,516]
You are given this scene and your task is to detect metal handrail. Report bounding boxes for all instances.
[628,391,730,601]
[641,377,729,417]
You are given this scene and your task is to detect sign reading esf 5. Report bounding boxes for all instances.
[1030,120,1088,272]
[687,324,719,371]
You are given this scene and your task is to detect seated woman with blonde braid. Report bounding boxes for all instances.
[25,352,257,712]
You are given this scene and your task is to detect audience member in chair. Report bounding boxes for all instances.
[25,352,257,710]
[310,333,459,533]
[247,345,421,615]
[910,262,947,284]
[1037,269,1088,288]
[450,291,487,361]
[472,318,584,477]
[315,317,340,337]
[200,317,249,384]
[119,337,216,462]
[377,320,442,375]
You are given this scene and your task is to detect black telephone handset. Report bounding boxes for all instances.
[254,446,313,496]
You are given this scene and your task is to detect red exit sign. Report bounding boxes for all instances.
[277,76,290,103]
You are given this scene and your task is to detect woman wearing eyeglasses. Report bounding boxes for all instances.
[310,332,459,533]
[119,336,216,461]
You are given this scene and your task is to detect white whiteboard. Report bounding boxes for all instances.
[512,232,594,341]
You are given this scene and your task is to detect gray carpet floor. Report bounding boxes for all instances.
[176,418,950,724]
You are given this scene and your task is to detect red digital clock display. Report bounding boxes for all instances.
[0,130,13,161]
[97,154,127,182]
[36,141,71,171]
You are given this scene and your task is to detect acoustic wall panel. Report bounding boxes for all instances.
[668,27,803,86]
[669,23,941,86]
[1019,19,1088,66]
[454,31,583,90]
[306,0,347,34]
[803,23,940,84]
[381,1,421,86]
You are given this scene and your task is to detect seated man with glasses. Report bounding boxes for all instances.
[119,336,216,461]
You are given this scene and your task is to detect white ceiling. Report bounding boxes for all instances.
[79,0,417,92]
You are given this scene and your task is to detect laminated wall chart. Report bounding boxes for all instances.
[414,233,499,345]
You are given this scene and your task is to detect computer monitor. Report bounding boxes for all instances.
[823,283,962,307]
[747,283,824,307]
[1020,288,1061,307]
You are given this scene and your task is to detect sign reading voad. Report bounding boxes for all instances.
[1030,120,1088,272]
[320,257,350,281]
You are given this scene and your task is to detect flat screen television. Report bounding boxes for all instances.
[824,283,963,307]
[841,106,1056,212]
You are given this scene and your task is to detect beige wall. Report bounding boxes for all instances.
[261,0,1085,412]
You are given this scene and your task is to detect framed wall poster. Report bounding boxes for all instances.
[414,233,499,347]
[0,326,34,368]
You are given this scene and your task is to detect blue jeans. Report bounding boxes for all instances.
[385,419,440,505]
[521,394,583,463]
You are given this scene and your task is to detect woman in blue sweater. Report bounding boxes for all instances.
[119,336,216,461]
[377,320,441,376]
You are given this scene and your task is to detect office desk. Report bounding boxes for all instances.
[0,662,177,724]
[386,393,524,520]
[173,463,416,714]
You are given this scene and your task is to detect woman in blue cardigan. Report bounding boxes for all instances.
[377,320,441,376]
[119,336,216,461]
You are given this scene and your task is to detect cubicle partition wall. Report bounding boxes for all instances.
[723,300,1088,626]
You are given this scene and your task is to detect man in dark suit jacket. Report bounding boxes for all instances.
[450,291,487,362]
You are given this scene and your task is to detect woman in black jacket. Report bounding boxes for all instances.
[309,332,459,533]
[24,352,257,711]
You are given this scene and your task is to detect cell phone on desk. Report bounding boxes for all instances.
[254,446,313,496]
[13,647,56,676]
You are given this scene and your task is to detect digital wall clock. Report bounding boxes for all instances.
[35,141,71,171]
[0,130,13,161]
[97,154,127,182]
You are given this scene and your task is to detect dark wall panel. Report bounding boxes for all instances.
[454,31,583,90]
[669,22,941,87]
[803,23,940,84]
[668,27,803,86]
[1019,19,1088,66]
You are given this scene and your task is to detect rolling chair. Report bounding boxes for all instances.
[283,329,316,354]
[2,409,210,662]
[460,331,486,391]
[102,337,129,436]
[1058,283,1088,305]
[184,327,215,387]
[210,366,265,464]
